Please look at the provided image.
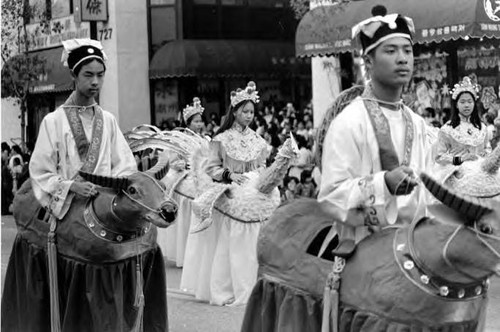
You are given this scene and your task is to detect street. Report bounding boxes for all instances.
[1,214,499,331]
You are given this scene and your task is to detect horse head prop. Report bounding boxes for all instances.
[13,152,177,263]
[242,147,500,331]
[79,155,177,231]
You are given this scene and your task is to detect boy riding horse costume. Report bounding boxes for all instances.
[242,8,500,330]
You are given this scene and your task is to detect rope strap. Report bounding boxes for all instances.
[48,215,61,332]
[322,256,346,332]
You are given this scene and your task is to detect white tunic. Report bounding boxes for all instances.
[318,97,433,227]
[29,106,137,219]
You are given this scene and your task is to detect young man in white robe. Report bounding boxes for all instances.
[29,39,137,219]
[318,8,433,257]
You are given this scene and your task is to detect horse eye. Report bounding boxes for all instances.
[128,187,137,195]
[479,223,493,235]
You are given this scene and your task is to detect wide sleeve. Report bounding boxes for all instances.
[480,126,492,157]
[317,114,395,226]
[29,116,74,218]
[434,130,455,165]
[205,141,225,181]
[110,116,137,176]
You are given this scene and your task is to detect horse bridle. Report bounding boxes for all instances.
[442,223,500,278]
[110,172,178,223]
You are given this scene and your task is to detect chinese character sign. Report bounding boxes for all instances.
[81,0,108,21]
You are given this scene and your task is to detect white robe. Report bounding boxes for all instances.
[318,97,433,229]
[29,106,137,219]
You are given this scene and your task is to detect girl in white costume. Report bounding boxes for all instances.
[158,98,207,267]
[434,77,491,168]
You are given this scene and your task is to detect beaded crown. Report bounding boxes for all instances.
[230,81,260,107]
[183,97,204,123]
[451,76,480,100]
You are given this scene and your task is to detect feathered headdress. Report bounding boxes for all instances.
[183,97,204,123]
[61,38,107,71]
[230,81,260,107]
[352,6,415,55]
[451,76,481,100]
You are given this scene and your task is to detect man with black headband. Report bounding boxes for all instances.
[318,7,433,257]
[29,38,136,218]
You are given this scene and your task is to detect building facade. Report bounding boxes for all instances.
[2,0,311,146]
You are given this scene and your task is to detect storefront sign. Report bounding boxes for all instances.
[25,15,90,52]
[29,84,56,93]
[80,0,109,21]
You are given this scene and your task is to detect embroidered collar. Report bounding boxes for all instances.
[63,91,98,114]
[361,83,414,171]
[213,126,268,163]
[441,122,485,147]
[232,122,250,135]
[394,219,489,300]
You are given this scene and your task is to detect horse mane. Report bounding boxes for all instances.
[315,85,365,171]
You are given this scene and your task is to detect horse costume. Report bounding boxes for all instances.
[242,86,500,332]
[1,157,177,332]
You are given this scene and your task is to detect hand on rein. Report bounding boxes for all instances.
[70,181,99,197]
[384,166,418,196]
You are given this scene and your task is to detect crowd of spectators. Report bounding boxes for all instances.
[1,142,32,215]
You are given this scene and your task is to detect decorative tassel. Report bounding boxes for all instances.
[322,257,345,332]
[47,215,61,332]
[132,258,145,332]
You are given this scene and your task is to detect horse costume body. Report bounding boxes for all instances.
[1,161,177,332]
[242,86,500,332]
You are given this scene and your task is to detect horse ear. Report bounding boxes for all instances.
[79,171,130,190]
[420,172,492,221]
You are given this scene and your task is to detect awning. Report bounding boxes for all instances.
[296,0,500,57]
[28,46,73,94]
[149,40,300,79]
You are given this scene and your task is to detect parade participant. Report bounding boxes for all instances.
[2,39,169,331]
[1,142,13,215]
[30,38,137,217]
[182,97,205,135]
[204,81,269,306]
[318,8,432,257]
[434,76,491,166]
[159,97,206,267]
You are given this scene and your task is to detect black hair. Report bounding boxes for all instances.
[1,142,11,153]
[295,134,308,149]
[283,175,299,188]
[449,91,482,130]
[214,100,256,137]
[11,145,22,155]
[183,113,203,128]
[424,107,436,118]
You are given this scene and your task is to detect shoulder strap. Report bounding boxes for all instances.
[315,85,365,171]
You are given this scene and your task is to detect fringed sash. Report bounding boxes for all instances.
[48,99,104,332]
[64,105,104,178]
[361,85,414,171]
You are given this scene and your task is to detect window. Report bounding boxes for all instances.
[150,0,177,54]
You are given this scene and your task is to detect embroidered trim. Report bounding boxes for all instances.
[213,126,268,163]
[83,198,151,243]
[358,175,379,226]
[362,84,414,171]
[63,98,104,179]
[440,122,486,147]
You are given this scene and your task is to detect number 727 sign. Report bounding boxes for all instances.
[74,0,108,22]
